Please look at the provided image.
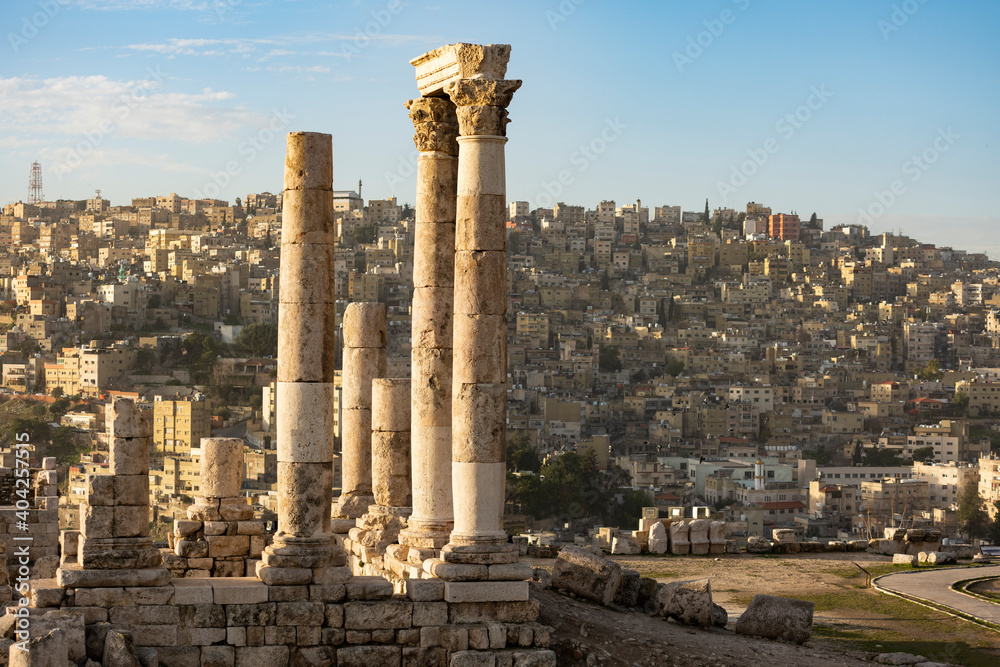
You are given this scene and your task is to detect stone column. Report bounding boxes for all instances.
[348,378,412,577]
[398,97,458,553]
[258,132,347,586]
[57,397,168,588]
[332,302,386,530]
[441,75,521,567]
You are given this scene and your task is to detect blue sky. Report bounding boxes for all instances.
[2,0,998,255]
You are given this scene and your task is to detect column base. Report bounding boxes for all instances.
[441,541,519,565]
[261,534,344,569]
[399,517,453,550]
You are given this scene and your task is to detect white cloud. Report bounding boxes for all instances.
[118,31,435,59]
[0,74,265,145]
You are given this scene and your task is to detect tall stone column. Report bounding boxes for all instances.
[398,97,459,553]
[441,75,521,567]
[332,302,386,530]
[259,132,347,586]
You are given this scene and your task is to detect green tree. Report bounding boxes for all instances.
[506,435,541,473]
[701,198,710,224]
[987,501,1000,545]
[917,358,943,381]
[599,346,622,373]
[354,222,378,244]
[234,323,279,358]
[51,386,64,398]
[957,483,989,540]
[863,448,905,466]
[912,446,935,462]
[665,358,685,377]
[600,269,611,291]
[508,231,522,255]
[953,391,969,416]
[808,212,818,228]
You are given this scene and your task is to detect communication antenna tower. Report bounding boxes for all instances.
[28,162,43,204]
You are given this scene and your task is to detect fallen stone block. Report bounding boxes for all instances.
[550,545,622,606]
[745,536,772,554]
[611,534,641,555]
[734,594,814,644]
[926,551,957,565]
[103,630,142,667]
[669,521,690,555]
[893,553,918,566]
[9,628,67,667]
[654,578,713,627]
[712,603,728,627]
[648,521,668,554]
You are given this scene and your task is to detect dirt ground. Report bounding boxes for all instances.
[527,552,1000,667]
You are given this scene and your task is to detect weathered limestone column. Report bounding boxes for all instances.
[348,378,412,578]
[332,302,386,531]
[258,132,347,586]
[442,71,522,566]
[398,97,459,554]
[57,397,168,588]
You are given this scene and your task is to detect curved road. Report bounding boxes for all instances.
[875,564,1000,626]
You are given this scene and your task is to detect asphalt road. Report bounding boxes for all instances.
[875,564,1000,625]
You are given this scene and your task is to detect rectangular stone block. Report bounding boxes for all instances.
[454,250,507,315]
[413,222,456,288]
[448,600,539,624]
[279,241,336,303]
[81,503,114,539]
[109,437,150,476]
[113,474,150,506]
[211,578,269,605]
[343,601,413,630]
[444,581,529,603]
[114,505,150,538]
[456,194,506,251]
[86,475,114,506]
[132,624,177,647]
[345,576,394,600]
[225,602,276,626]
[452,314,506,385]
[107,398,152,438]
[411,288,454,351]
[264,625,296,645]
[411,601,448,626]
[405,579,445,601]
[276,381,336,463]
[279,188,336,245]
[337,645,401,667]
[234,645,290,666]
[206,535,250,558]
[452,383,506,464]
[342,347,387,410]
[171,579,214,605]
[277,301,337,383]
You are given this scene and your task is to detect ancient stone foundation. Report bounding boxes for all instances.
[167,438,266,578]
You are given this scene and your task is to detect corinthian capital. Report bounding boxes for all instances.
[406,97,459,154]
[444,79,522,137]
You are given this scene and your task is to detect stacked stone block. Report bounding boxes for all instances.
[0,457,59,587]
[22,577,554,665]
[332,302,387,533]
[167,438,265,578]
[57,398,168,588]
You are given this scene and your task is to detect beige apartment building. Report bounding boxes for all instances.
[152,395,211,456]
[911,461,978,511]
